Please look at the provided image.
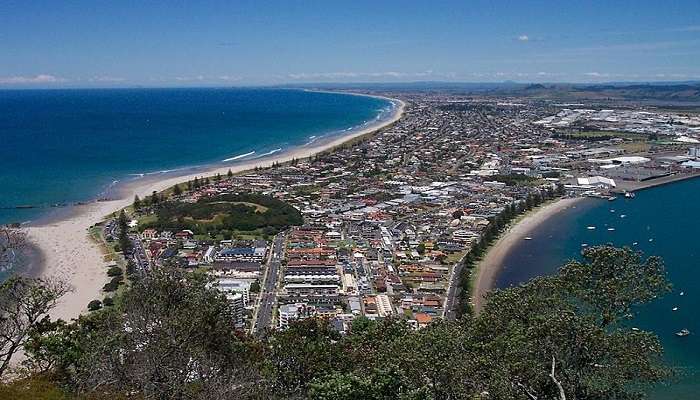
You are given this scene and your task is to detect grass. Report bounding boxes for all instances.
[445,250,468,265]
[567,130,649,140]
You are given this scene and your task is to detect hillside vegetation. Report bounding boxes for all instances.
[1,246,673,400]
[140,193,303,236]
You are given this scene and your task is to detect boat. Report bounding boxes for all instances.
[676,329,690,337]
[649,238,654,242]
[608,196,616,201]
[581,243,588,247]
[680,291,685,296]
[625,192,636,199]
[587,226,596,230]
[607,228,615,231]
[672,307,679,311]
[524,237,532,240]
[632,242,638,246]
[610,209,616,213]
[620,214,626,218]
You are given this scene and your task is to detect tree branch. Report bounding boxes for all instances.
[549,356,566,400]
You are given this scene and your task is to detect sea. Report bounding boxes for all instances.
[495,177,700,399]
[0,88,394,279]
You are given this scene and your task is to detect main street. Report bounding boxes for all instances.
[251,232,285,333]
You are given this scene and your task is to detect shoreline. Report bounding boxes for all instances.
[612,171,700,194]
[24,93,405,322]
[470,197,585,314]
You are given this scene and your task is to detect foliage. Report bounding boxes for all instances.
[490,173,536,186]
[106,266,122,277]
[86,300,102,312]
[0,276,69,378]
[21,246,672,400]
[25,267,262,400]
[140,193,303,236]
[117,210,131,255]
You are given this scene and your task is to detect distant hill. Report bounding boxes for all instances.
[283,81,700,104]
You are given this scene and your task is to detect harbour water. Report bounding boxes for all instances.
[0,88,394,226]
[495,178,700,398]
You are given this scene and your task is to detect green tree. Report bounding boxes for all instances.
[0,276,69,378]
[87,300,102,312]
[117,210,131,255]
[132,195,141,210]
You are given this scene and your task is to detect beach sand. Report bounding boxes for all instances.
[471,197,584,314]
[26,96,405,321]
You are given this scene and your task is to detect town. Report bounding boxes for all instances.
[100,91,700,334]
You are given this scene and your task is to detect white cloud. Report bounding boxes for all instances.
[517,35,529,42]
[174,75,205,82]
[583,72,610,78]
[0,74,66,84]
[88,76,126,82]
[218,75,241,82]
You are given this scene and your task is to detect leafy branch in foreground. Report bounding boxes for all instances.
[0,276,70,378]
[17,246,671,400]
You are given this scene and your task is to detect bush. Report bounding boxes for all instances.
[103,296,114,307]
[107,266,123,277]
[103,276,123,292]
[87,300,102,311]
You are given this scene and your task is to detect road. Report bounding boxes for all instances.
[443,255,466,321]
[252,232,285,333]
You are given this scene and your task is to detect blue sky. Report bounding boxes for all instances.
[1,0,699,87]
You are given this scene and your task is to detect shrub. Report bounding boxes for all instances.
[103,296,114,307]
[107,266,123,277]
[87,300,102,311]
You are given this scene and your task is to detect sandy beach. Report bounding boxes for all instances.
[471,197,584,314]
[25,95,405,321]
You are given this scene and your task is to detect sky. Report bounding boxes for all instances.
[1,0,699,87]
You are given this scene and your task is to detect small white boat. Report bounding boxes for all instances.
[649,238,654,242]
[610,209,616,213]
[608,196,616,201]
[524,237,532,240]
[587,226,596,230]
[631,327,640,331]
[625,192,636,199]
[680,291,685,296]
[672,307,679,311]
[581,243,588,247]
[632,242,639,246]
[676,329,690,337]
[620,214,626,218]
[607,228,615,231]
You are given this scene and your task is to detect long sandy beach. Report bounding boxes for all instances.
[471,197,584,313]
[26,95,405,322]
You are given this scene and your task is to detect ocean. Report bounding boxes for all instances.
[0,88,394,226]
[495,178,700,398]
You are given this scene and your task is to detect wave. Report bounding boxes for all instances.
[253,148,282,159]
[222,151,256,162]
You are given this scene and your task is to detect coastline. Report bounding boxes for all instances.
[612,171,700,194]
[24,94,405,322]
[470,197,585,314]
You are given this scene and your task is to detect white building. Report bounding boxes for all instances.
[217,278,252,306]
[577,176,616,189]
[278,303,313,329]
[376,294,394,317]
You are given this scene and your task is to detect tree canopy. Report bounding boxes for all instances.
[13,246,673,400]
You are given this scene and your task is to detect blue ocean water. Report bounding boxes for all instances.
[0,88,393,225]
[495,178,700,398]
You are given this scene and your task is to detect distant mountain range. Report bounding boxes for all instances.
[286,81,700,104]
